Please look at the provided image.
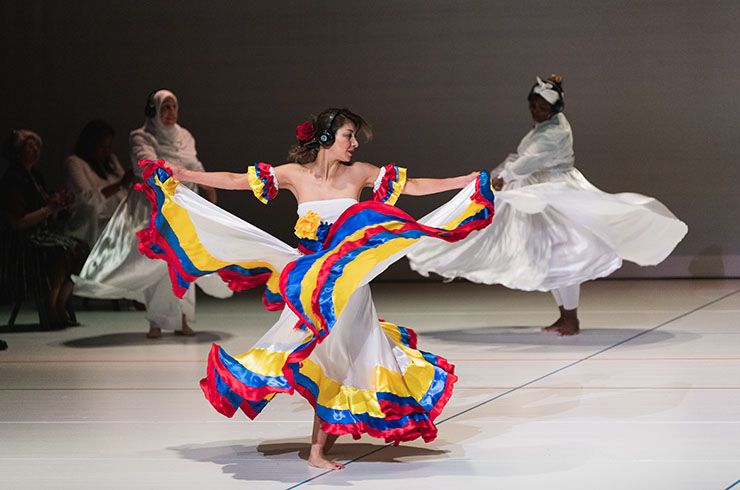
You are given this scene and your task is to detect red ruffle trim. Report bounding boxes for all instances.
[254,162,278,202]
[295,368,457,444]
[371,164,401,203]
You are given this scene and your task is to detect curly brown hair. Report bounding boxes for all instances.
[287,108,373,164]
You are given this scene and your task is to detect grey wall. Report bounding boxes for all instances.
[2,0,738,279]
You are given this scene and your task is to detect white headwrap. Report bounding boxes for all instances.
[532,76,562,105]
[137,89,200,170]
[143,89,179,145]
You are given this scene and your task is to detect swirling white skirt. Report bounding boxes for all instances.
[407,168,688,291]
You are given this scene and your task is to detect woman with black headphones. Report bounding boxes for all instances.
[135,107,491,470]
[73,89,230,339]
[408,74,688,336]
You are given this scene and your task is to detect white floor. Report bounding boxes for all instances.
[1,279,739,490]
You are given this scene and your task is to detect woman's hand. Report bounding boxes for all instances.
[492,175,504,191]
[462,171,479,187]
[46,191,73,213]
[163,161,188,181]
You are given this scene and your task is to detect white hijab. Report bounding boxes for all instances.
[140,89,201,170]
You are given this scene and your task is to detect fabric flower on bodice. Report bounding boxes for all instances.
[294,211,321,240]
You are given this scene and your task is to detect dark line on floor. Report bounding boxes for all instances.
[288,287,740,489]
[724,477,740,490]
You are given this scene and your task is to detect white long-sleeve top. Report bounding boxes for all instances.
[496,112,575,183]
[129,124,204,192]
[64,154,126,244]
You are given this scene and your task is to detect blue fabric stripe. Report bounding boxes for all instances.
[146,173,283,298]
[214,365,243,410]
[317,226,427,329]
[217,347,292,391]
[418,369,449,411]
[397,326,412,348]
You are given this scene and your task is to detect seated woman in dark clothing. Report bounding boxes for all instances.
[0,130,88,328]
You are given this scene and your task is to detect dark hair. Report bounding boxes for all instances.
[74,119,116,179]
[288,107,373,164]
[528,74,565,113]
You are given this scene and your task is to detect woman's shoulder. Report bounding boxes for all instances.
[128,127,157,144]
[129,127,155,143]
[176,125,196,142]
[64,154,85,167]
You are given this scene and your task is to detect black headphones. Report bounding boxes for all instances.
[316,109,340,147]
[528,79,564,113]
[144,89,165,118]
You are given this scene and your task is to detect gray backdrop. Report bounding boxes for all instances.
[2,0,738,280]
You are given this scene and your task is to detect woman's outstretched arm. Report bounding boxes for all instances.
[403,172,479,196]
[164,162,252,190]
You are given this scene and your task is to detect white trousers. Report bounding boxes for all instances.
[551,284,580,310]
[143,274,195,330]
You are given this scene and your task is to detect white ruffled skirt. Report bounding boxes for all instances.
[407,168,688,291]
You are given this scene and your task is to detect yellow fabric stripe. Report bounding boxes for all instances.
[331,228,418,319]
[157,174,281,293]
[384,166,407,206]
[234,341,308,377]
[297,222,415,329]
[300,346,436,415]
[441,199,483,230]
[247,166,268,204]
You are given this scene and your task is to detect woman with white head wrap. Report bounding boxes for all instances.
[407,74,688,336]
[73,89,230,338]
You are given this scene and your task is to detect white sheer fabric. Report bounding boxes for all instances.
[64,153,127,246]
[407,113,687,292]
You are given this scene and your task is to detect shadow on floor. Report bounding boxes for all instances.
[257,440,448,463]
[62,331,230,348]
[171,438,451,483]
[424,326,692,348]
[0,323,57,333]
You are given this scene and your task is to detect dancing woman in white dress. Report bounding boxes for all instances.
[407,75,687,335]
[137,108,494,469]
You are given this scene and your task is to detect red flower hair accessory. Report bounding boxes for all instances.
[296,121,316,144]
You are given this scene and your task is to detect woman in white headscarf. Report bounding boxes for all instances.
[407,74,687,336]
[73,89,229,338]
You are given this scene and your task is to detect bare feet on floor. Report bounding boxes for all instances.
[541,307,580,336]
[541,316,565,333]
[175,315,196,336]
[309,417,343,469]
[554,317,580,336]
[146,327,162,339]
[175,323,196,336]
[308,449,344,470]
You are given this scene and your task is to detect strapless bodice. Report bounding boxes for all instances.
[296,198,358,223]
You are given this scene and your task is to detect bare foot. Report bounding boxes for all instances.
[541,316,564,333]
[175,321,196,337]
[307,451,344,470]
[555,317,580,336]
[146,327,162,339]
[542,306,580,336]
